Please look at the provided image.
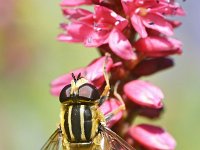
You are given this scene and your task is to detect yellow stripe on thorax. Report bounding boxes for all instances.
[80,105,86,141]
[90,105,104,139]
[68,106,75,141]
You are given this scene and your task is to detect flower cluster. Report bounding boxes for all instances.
[52,0,185,149]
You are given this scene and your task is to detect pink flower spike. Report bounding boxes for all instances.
[128,124,176,150]
[109,28,137,60]
[124,80,164,109]
[60,0,92,7]
[134,36,182,57]
[100,98,123,127]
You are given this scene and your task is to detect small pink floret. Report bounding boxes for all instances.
[128,124,176,150]
[124,80,164,108]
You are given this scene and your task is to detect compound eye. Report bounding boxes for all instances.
[59,84,71,103]
[78,83,100,100]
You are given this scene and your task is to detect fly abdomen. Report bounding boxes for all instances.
[64,105,98,143]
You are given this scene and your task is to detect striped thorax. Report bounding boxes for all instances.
[59,73,105,147]
[60,104,105,143]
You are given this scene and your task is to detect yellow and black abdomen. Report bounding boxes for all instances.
[61,104,102,143]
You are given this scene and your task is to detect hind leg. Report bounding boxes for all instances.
[105,81,126,122]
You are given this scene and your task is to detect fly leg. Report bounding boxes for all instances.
[105,81,126,122]
[98,54,110,106]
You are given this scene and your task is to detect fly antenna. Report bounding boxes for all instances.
[77,73,81,80]
[72,73,76,82]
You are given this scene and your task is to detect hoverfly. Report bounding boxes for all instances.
[41,70,135,150]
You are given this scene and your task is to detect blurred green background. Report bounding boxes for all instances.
[0,0,199,150]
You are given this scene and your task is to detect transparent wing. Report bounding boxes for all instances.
[41,128,63,150]
[99,125,136,150]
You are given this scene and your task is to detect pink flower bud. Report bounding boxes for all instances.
[123,80,164,108]
[128,124,176,150]
[139,107,164,119]
[133,57,174,77]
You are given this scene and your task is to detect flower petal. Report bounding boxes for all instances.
[130,14,147,38]
[123,80,164,108]
[134,36,182,57]
[100,98,123,127]
[108,28,136,60]
[58,22,93,43]
[94,5,128,31]
[128,124,176,150]
[60,0,92,7]
[148,1,185,16]
[142,13,173,36]
[167,20,182,28]
[84,30,109,47]
[121,0,135,15]
[57,34,83,43]
[174,6,186,16]
[62,8,92,20]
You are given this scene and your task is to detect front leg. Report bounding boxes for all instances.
[98,54,110,106]
[98,84,110,106]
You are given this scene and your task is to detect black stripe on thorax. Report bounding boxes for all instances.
[84,105,92,141]
[71,105,81,142]
[64,106,71,141]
